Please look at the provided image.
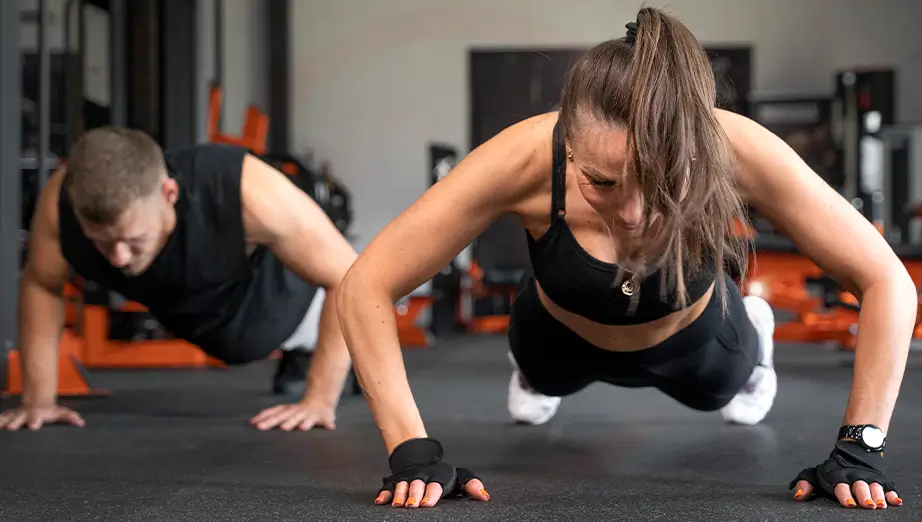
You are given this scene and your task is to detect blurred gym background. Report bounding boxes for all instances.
[2,0,922,389]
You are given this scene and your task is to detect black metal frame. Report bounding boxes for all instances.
[266,0,289,153]
[110,0,127,127]
[36,0,51,187]
[1,0,24,392]
[160,0,198,150]
[214,0,223,91]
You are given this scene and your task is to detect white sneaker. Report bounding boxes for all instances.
[507,352,561,425]
[720,295,778,426]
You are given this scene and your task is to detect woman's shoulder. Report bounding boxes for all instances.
[484,111,558,185]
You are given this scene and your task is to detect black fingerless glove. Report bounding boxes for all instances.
[379,438,479,498]
[790,440,896,499]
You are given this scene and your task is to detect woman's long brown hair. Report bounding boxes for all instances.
[558,7,751,314]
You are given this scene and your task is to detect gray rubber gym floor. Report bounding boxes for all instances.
[1,335,920,521]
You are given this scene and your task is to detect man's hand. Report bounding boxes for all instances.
[0,405,85,431]
[249,400,336,431]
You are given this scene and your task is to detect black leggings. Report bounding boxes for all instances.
[507,274,761,411]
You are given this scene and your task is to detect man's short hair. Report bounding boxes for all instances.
[63,126,166,225]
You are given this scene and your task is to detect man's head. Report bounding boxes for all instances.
[558,7,751,308]
[64,127,179,275]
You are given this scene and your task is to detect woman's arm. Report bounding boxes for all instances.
[336,116,550,453]
[722,110,916,434]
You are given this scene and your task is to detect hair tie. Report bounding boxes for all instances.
[625,22,638,41]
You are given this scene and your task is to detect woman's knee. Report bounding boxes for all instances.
[509,347,591,398]
[521,369,591,397]
[662,388,736,412]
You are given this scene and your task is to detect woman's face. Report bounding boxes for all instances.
[567,124,646,233]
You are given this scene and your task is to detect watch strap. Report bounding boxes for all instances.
[838,424,886,451]
[838,424,865,440]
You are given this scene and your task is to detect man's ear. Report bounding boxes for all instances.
[161,177,179,205]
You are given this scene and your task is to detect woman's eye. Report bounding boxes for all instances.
[590,178,616,188]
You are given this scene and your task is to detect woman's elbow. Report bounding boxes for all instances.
[334,267,360,323]
[335,265,388,320]
[891,268,918,308]
[867,260,917,308]
[881,254,914,287]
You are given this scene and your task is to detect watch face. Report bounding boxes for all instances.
[862,426,885,449]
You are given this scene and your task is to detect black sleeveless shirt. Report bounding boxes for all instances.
[58,144,316,363]
[525,122,718,325]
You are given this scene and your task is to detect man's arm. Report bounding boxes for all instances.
[240,154,358,408]
[724,109,916,434]
[19,168,73,407]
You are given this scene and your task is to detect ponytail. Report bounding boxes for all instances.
[559,8,751,314]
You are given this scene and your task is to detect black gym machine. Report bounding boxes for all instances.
[0,0,24,394]
[1,0,68,394]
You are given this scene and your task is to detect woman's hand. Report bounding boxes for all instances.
[373,438,490,508]
[790,440,902,509]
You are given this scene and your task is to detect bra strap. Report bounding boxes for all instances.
[550,121,567,220]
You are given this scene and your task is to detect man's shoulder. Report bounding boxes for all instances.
[164,142,251,173]
[166,144,252,209]
[164,143,252,199]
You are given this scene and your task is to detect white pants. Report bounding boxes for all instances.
[280,288,325,352]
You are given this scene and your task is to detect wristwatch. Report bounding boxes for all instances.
[838,424,886,452]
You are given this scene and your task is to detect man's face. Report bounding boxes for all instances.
[79,179,179,276]
[81,197,166,276]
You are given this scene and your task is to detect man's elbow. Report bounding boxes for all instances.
[316,229,360,292]
[329,248,359,291]
[20,261,66,297]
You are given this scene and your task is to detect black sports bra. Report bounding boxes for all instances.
[524,121,718,325]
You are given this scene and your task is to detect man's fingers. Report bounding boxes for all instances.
[280,412,307,432]
[254,415,282,430]
[792,480,813,501]
[301,414,335,431]
[249,406,285,425]
[251,405,336,431]
[465,478,490,501]
[5,413,27,431]
[27,415,44,431]
[256,410,296,431]
[62,410,85,427]
[298,417,319,431]
[0,409,84,430]
[316,417,335,430]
